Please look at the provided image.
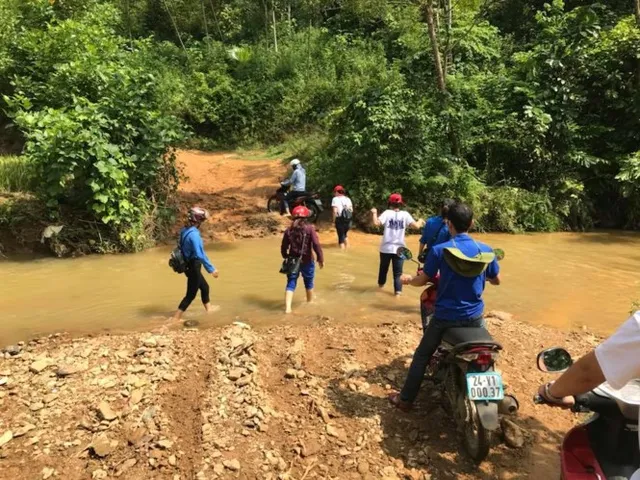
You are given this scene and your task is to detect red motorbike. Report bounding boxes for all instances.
[535,347,640,479]
[267,182,323,223]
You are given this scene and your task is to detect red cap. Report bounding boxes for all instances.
[333,185,345,194]
[389,193,404,204]
[292,205,311,218]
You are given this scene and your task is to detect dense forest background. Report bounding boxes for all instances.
[1,0,639,252]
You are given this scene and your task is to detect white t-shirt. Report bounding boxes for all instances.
[595,311,640,480]
[331,196,353,217]
[378,209,416,254]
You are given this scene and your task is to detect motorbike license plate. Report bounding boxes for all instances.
[466,373,504,401]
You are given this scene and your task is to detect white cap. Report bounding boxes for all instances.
[290,158,301,167]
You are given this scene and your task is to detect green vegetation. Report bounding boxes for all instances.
[0,0,639,253]
[0,156,35,193]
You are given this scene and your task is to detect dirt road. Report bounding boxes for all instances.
[0,313,601,480]
[176,150,290,241]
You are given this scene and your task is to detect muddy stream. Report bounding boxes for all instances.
[2,230,640,345]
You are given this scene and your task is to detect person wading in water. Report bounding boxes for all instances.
[280,205,324,314]
[331,185,354,249]
[371,193,423,296]
[171,207,219,322]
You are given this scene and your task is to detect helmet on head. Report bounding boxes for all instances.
[389,193,404,205]
[292,205,311,218]
[290,158,301,167]
[188,206,209,224]
[333,185,345,194]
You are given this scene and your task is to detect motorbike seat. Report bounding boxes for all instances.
[442,327,502,351]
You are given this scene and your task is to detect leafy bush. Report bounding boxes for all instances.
[307,81,492,222]
[482,187,561,232]
[4,4,185,250]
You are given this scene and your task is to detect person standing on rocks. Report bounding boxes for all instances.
[331,185,353,249]
[171,207,219,322]
[281,205,324,314]
[371,193,423,296]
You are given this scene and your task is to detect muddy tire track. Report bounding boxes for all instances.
[161,336,210,479]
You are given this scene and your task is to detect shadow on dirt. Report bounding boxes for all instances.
[326,355,564,479]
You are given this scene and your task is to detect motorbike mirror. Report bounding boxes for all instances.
[396,247,413,260]
[536,348,573,373]
[494,248,505,261]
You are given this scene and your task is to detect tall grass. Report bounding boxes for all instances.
[0,155,36,193]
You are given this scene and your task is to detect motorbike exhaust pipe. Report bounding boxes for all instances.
[498,394,519,415]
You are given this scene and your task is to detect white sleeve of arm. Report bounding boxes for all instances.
[595,312,640,389]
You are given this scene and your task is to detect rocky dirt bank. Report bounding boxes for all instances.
[175,151,291,243]
[0,151,290,257]
[0,313,602,480]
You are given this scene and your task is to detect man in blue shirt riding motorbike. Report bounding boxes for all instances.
[389,202,501,410]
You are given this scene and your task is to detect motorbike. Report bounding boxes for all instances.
[395,246,516,462]
[535,347,640,480]
[267,182,323,223]
[426,324,519,462]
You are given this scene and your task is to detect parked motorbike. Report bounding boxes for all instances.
[535,347,640,479]
[267,182,323,223]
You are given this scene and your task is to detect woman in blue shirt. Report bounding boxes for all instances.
[418,199,455,263]
[171,207,219,322]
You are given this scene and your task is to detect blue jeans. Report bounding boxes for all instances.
[400,316,485,403]
[378,253,404,293]
[286,262,315,291]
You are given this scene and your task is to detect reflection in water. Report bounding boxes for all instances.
[1,230,640,344]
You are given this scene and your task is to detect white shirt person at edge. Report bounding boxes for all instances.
[538,311,640,480]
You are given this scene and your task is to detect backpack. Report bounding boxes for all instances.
[337,198,353,224]
[279,229,309,276]
[169,230,194,274]
[340,208,353,222]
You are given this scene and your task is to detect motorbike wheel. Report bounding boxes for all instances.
[462,398,492,463]
[306,202,320,223]
[267,195,280,214]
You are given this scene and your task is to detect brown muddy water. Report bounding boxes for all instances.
[1,230,639,345]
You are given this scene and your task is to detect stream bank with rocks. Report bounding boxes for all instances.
[0,313,602,480]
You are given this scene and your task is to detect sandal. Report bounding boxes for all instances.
[388,392,412,412]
